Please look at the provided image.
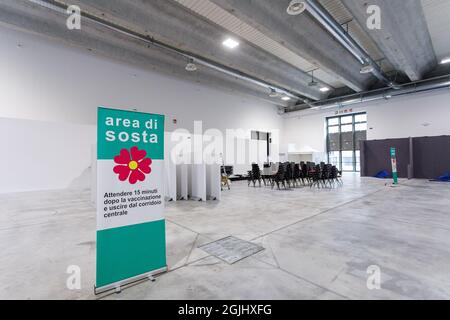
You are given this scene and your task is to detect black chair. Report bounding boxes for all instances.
[261,163,273,186]
[331,166,343,186]
[310,164,322,188]
[247,164,262,187]
[300,163,308,185]
[284,162,294,188]
[321,164,333,188]
[293,163,302,187]
[272,163,287,190]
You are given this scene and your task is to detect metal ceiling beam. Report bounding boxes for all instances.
[210,0,374,92]
[341,0,437,81]
[286,74,450,114]
[304,0,397,88]
[54,0,328,101]
[0,0,296,106]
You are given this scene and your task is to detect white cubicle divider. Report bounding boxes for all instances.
[206,164,221,201]
[91,144,97,205]
[188,164,207,202]
[176,164,188,200]
[164,159,177,202]
[164,132,177,202]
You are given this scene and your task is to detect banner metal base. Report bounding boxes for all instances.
[94,266,167,295]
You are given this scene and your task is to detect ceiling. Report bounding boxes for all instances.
[174,0,344,88]
[422,0,450,60]
[0,0,448,109]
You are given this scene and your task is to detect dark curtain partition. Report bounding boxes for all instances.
[413,136,450,179]
[361,138,410,178]
[361,135,450,179]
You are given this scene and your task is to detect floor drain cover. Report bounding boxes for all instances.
[199,236,264,264]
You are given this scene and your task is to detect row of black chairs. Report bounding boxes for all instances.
[248,162,342,189]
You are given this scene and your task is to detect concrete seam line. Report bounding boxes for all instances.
[184,233,200,266]
[166,218,204,238]
[250,255,351,300]
[250,188,386,242]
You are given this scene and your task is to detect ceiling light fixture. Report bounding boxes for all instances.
[308,69,319,87]
[287,0,307,15]
[269,88,279,98]
[440,57,450,64]
[222,38,240,49]
[281,96,291,101]
[360,63,375,74]
[185,59,197,72]
[320,87,330,92]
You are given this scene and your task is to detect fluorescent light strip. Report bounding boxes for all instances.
[440,57,450,64]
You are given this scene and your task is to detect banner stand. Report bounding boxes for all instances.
[96,107,167,295]
[94,266,167,295]
[390,147,398,185]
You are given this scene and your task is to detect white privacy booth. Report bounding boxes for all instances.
[176,164,189,200]
[188,164,207,201]
[164,132,177,202]
[91,144,97,205]
[168,131,221,202]
[206,163,221,201]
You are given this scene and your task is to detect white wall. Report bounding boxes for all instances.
[283,89,450,154]
[3,24,447,194]
[0,27,283,193]
[0,118,95,193]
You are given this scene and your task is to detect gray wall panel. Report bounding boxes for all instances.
[362,135,450,179]
[413,136,450,179]
[362,138,410,178]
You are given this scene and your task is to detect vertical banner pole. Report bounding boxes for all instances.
[390,147,398,185]
[95,107,166,294]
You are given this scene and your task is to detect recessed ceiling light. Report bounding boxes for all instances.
[320,87,330,92]
[360,63,375,74]
[287,0,307,15]
[222,38,239,49]
[281,96,291,101]
[440,57,450,64]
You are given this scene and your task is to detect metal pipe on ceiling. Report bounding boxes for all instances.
[28,0,312,104]
[286,74,450,113]
[304,0,399,88]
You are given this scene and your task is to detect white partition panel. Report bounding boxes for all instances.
[176,164,188,200]
[91,144,97,205]
[206,164,221,201]
[164,160,177,202]
[189,164,206,202]
[164,132,177,202]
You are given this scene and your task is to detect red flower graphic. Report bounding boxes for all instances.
[113,146,152,184]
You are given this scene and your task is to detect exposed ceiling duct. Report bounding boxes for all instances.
[27,0,313,104]
[299,0,399,89]
[286,74,450,113]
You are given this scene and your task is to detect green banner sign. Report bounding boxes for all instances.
[390,147,398,185]
[96,107,166,293]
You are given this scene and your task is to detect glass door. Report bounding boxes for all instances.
[326,113,367,172]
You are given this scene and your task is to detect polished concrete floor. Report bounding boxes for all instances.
[1,174,450,300]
